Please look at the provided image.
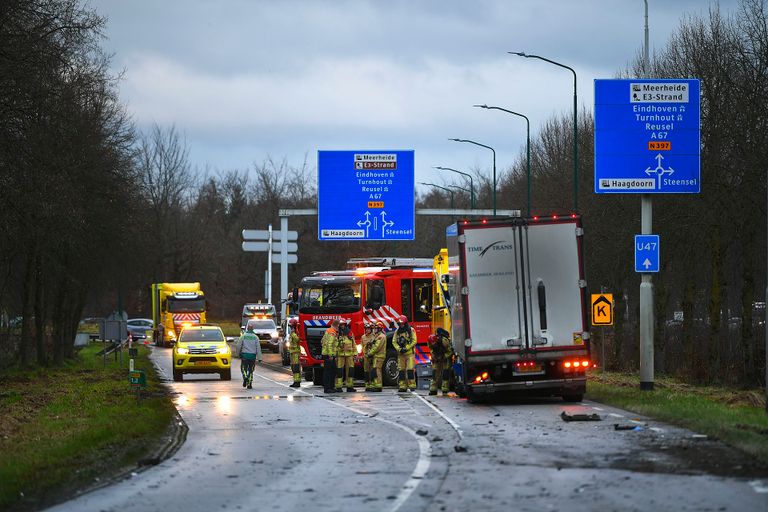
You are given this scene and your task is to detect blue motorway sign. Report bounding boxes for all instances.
[318,150,415,241]
[634,234,660,273]
[594,79,700,194]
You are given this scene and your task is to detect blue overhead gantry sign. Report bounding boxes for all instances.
[594,79,700,194]
[318,150,415,241]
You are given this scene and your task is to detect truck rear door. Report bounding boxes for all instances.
[520,218,587,350]
[458,222,527,352]
[451,217,587,355]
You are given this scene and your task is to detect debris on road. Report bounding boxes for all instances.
[416,429,429,436]
[614,424,642,431]
[560,411,601,422]
[454,445,468,452]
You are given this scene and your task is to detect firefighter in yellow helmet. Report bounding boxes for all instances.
[428,327,453,395]
[287,317,302,388]
[368,320,387,392]
[335,319,357,392]
[394,315,417,392]
[361,322,375,391]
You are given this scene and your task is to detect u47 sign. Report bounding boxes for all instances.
[594,79,701,194]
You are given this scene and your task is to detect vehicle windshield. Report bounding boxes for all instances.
[300,282,362,313]
[247,320,276,330]
[168,298,206,313]
[179,329,224,343]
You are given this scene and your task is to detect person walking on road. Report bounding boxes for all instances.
[335,319,357,392]
[367,320,387,392]
[287,317,302,388]
[321,319,340,393]
[394,315,417,392]
[236,325,263,389]
[428,327,453,396]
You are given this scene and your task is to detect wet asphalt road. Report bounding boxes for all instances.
[48,348,768,512]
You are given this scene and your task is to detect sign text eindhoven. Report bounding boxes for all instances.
[317,150,415,241]
[594,79,701,194]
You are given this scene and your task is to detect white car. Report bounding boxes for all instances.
[245,318,280,353]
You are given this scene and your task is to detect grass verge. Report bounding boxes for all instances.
[587,371,768,465]
[0,343,175,511]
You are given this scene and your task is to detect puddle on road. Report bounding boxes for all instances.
[174,394,313,407]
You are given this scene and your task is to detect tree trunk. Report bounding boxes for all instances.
[19,248,35,366]
[706,226,723,384]
[34,252,46,366]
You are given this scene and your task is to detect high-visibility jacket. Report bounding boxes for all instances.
[236,332,263,361]
[368,332,387,359]
[321,327,338,357]
[336,333,357,357]
[394,326,417,354]
[361,333,375,357]
[288,332,301,355]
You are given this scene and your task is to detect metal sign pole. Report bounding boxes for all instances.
[640,196,654,390]
[281,216,289,311]
[639,1,654,391]
[267,224,273,304]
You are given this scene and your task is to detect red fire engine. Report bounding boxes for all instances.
[297,257,435,386]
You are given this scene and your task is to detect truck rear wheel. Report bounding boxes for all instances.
[303,369,314,382]
[562,393,583,403]
[382,349,399,387]
[466,387,479,404]
[312,367,323,385]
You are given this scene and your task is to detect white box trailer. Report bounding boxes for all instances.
[446,216,590,403]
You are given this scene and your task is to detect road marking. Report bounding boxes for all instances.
[592,406,605,411]
[629,419,644,425]
[254,370,432,512]
[649,427,664,433]
[749,480,768,493]
[413,392,464,440]
[609,413,625,418]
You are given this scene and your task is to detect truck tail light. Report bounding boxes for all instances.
[474,371,491,384]
[563,359,590,370]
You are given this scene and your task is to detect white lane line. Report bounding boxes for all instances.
[592,406,605,411]
[649,427,664,433]
[749,480,768,493]
[254,373,432,512]
[608,413,625,418]
[629,419,644,425]
[412,392,464,440]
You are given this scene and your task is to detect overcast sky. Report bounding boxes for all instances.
[94,0,737,190]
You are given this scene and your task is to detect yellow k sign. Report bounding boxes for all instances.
[591,294,614,326]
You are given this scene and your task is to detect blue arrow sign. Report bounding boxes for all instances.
[634,235,660,273]
[318,150,415,241]
[594,79,700,194]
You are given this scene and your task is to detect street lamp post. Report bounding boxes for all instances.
[434,166,475,208]
[448,138,497,217]
[509,51,578,212]
[419,182,455,210]
[474,105,531,216]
